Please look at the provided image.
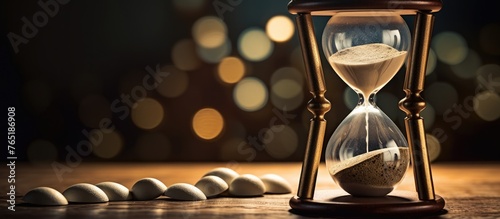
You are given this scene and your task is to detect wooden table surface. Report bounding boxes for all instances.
[1,162,499,218]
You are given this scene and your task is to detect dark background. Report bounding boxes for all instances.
[1,0,499,165]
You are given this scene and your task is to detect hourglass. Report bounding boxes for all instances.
[288,0,445,216]
[323,12,411,197]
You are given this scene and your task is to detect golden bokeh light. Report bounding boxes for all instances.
[266,15,295,42]
[272,79,302,99]
[233,77,268,112]
[172,39,202,71]
[156,65,189,98]
[269,67,303,110]
[192,108,224,140]
[197,38,231,63]
[238,28,274,62]
[218,56,245,84]
[192,16,227,49]
[131,98,165,129]
[426,48,437,75]
[426,134,441,162]
[451,50,482,79]
[473,91,500,121]
[93,131,123,159]
[432,31,468,65]
[270,92,303,111]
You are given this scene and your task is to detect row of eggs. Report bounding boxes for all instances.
[22,167,292,205]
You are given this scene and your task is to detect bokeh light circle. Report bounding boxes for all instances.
[156,65,189,98]
[131,98,164,129]
[171,39,202,71]
[450,50,482,79]
[432,31,469,65]
[192,108,224,140]
[473,91,500,121]
[426,48,437,75]
[238,28,274,62]
[272,79,302,99]
[266,15,295,42]
[426,134,441,162]
[197,38,231,63]
[271,67,304,99]
[218,56,245,84]
[93,131,123,159]
[233,77,268,112]
[192,16,227,49]
[270,92,304,111]
[270,67,304,111]
[432,31,468,65]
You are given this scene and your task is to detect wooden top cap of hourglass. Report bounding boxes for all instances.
[288,0,442,15]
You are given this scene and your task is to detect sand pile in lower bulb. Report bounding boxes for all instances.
[330,147,409,197]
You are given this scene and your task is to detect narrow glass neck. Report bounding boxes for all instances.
[358,92,376,107]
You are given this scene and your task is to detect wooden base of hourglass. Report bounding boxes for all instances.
[290,190,445,216]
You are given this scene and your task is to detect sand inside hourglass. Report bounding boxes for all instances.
[330,147,409,196]
[327,43,409,196]
[328,43,407,99]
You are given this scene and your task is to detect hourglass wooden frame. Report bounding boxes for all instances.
[288,0,445,216]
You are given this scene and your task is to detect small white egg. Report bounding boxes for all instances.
[195,175,228,198]
[164,183,207,201]
[229,174,265,197]
[260,173,292,194]
[23,187,68,206]
[95,182,132,201]
[62,183,109,203]
[203,167,239,185]
[131,177,167,200]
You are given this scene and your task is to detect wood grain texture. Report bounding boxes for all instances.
[1,162,499,218]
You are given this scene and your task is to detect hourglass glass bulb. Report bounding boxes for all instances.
[322,12,411,197]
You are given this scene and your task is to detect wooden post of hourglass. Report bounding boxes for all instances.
[399,11,436,201]
[294,12,331,200]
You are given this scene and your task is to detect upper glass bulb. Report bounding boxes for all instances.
[322,12,411,100]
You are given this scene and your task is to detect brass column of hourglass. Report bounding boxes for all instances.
[288,0,445,216]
